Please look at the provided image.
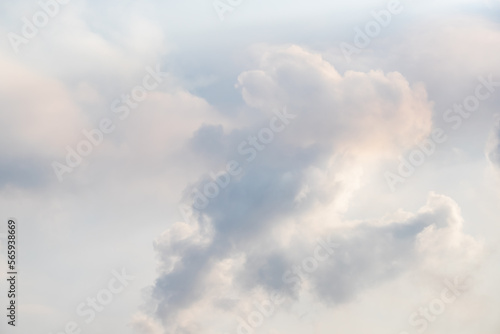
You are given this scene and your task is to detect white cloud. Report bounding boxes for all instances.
[135,46,486,334]
[237,45,433,156]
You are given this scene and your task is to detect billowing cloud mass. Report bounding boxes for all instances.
[129,46,484,334]
[1,2,499,334]
[237,45,432,155]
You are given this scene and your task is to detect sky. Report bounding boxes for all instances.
[0,0,499,334]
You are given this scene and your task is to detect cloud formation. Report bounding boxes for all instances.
[130,46,485,334]
[0,2,497,334]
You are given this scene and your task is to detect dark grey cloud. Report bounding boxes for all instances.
[153,135,331,321]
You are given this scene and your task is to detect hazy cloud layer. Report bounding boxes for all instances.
[487,120,500,168]
[0,2,498,334]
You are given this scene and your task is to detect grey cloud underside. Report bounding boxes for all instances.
[151,137,453,324]
[152,181,462,324]
[0,156,52,188]
[154,141,331,315]
[311,218,431,304]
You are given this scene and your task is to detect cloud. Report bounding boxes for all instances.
[131,313,163,334]
[236,45,433,156]
[141,189,483,334]
[486,118,500,169]
[1,3,498,334]
[311,192,482,306]
[0,54,86,188]
[133,45,483,334]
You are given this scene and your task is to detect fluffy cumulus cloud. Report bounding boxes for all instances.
[130,46,484,334]
[137,191,483,334]
[236,45,433,155]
